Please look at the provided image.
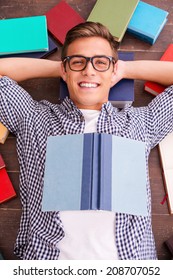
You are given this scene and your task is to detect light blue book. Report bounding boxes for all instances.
[42,133,147,216]
[0,15,48,55]
[127,1,168,44]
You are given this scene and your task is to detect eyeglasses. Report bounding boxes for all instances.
[63,55,115,72]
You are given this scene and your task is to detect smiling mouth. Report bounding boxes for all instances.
[79,82,99,88]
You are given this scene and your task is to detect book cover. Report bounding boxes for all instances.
[0,154,16,204]
[0,36,57,59]
[60,51,134,108]
[45,0,85,45]
[0,122,9,144]
[158,132,173,214]
[127,1,168,45]
[144,44,173,96]
[87,0,139,42]
[42,133,147,216]
[0,15,48,56]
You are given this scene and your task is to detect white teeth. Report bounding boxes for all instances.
[79,82,98,88]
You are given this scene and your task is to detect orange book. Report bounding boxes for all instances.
[0,154,16,203]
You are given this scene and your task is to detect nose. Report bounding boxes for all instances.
[82,59,96,76]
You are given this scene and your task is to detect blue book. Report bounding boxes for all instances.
[42,133,147,216]
[59,52,134,108]
[0,36,57,59]
[0,15,48,55]
[127,1,169,44]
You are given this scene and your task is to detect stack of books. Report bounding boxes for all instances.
[0,15,49,57]
[42,133,147,216]
[144,44,173,96]
[0,154,16,204]
[87,0,168,44]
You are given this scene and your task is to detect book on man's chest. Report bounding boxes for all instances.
[0,15,48,56]
[144,44,173,96]
[127,1,168,45]
[59,52,134,108]
[0,154,16,204]
[0,122,9,144]
[42,133,148,216]
[45,0,85,45]
[87,0,139,42]
[159,132,173,214]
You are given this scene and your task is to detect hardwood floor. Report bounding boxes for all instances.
[0,0,173,260]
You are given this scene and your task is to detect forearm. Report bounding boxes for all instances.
[123,60,173,86]
[0,58,62,82]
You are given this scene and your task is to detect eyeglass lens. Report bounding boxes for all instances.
[68,56,112,72]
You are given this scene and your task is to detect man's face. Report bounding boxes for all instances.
[62,37,116,110]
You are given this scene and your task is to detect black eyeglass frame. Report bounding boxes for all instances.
[63,55,116,72]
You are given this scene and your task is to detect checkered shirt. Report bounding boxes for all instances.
[1,76,173,260]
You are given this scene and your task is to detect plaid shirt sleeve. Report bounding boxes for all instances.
[0,76,36,135]
[144,85,173,149]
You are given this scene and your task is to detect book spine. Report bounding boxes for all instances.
[91,133,101,210]
[99,134,112,211]
[81,133,93,210]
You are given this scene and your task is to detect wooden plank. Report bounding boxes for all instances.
[153,214,173,259]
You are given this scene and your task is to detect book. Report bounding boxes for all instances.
[0,122,9,144]
[158,132,173,214]
[87,0,139,42]
[0,15,48,56]
[0,36,57,59]
[60,51,134,108]
[42,133,147,216]
[144,44,173,96]
[0,154,16,204]
[45,0,85,45]
[127,1,168,45]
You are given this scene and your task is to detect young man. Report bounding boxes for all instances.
[0,22,173,260]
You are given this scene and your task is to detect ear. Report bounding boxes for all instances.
[110,61,118,87]
[61,62,67,82]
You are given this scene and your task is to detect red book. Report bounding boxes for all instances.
[144,44,173,96]
[0,154,16,204]
[45,0,85,44]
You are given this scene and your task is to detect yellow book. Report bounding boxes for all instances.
[0,122,9,144]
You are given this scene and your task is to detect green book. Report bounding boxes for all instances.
[0,15,48,55]
[87,0,139,42]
